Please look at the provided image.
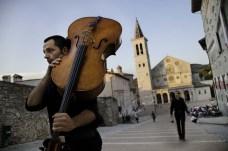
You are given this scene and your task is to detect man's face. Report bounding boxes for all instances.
[43,39,62,64]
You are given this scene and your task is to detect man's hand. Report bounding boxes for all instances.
[49,57,62,68]
[52,113,76,132]
[186,111,191,116]
[46,57,62,76]
[170,114,174,123]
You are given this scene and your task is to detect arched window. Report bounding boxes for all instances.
[136,44,139,55]
[156,94,162,104]
[163,93,168,103]
[140,43,143,54]
[184,90,190,101]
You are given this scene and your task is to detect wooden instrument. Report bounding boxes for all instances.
[40,16,122,151]
[51,16,122,99]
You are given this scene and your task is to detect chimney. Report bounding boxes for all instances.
[2,75,11,82]
[116,65,123,74]
[13,74,23,83]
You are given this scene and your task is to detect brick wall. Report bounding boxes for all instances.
[97,97,119,126]
[0,81,49,147]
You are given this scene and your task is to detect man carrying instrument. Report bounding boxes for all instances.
[26,35,102,151]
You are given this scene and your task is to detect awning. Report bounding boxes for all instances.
[198,37,207,50]
[191,0,202,13]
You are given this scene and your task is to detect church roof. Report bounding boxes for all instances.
[134,18,144,39]
[106,71,130,81]
[190,64,207,73]
[151,55,190,70]
[193,81,210,88]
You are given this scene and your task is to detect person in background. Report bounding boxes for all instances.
[170,91,189,141]
[134,109,139,123]
[151,111,156,122]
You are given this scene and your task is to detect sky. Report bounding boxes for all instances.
[0,0,208,79]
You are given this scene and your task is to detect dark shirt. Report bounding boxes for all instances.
[170,97,189,116]
[26,80,102,141]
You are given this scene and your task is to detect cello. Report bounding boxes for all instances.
[40,16,122,151]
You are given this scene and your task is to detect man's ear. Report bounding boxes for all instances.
[62,47,69,55]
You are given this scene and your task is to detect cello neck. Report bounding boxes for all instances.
[59,44,87,113]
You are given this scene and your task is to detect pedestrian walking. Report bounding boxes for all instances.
[134,110,139,123]
[151,111,156,122]
[170,92,190,141]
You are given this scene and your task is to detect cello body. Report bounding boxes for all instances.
[51,17,122,98]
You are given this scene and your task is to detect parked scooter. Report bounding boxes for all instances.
[190,104,222,123]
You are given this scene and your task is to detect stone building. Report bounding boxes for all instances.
[132,19,212,105]
[131,19,156,105]
[151,56,212,104]
[192,0,228,115]
[2,75,11,82]
[151,56,193,104]
[2,74,23,83]
[99,67,138,120]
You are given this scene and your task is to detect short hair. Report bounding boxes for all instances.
[44,35,71,50]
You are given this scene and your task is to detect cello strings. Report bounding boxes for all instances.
[59,44,86,113]
[60,44,84,112]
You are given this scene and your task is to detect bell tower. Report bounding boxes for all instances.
[132,19,154,105]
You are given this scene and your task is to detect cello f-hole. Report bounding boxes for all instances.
[93,38,108,49]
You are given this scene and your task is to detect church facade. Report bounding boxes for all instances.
[132,19,212,105]
[151,56,193,104]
